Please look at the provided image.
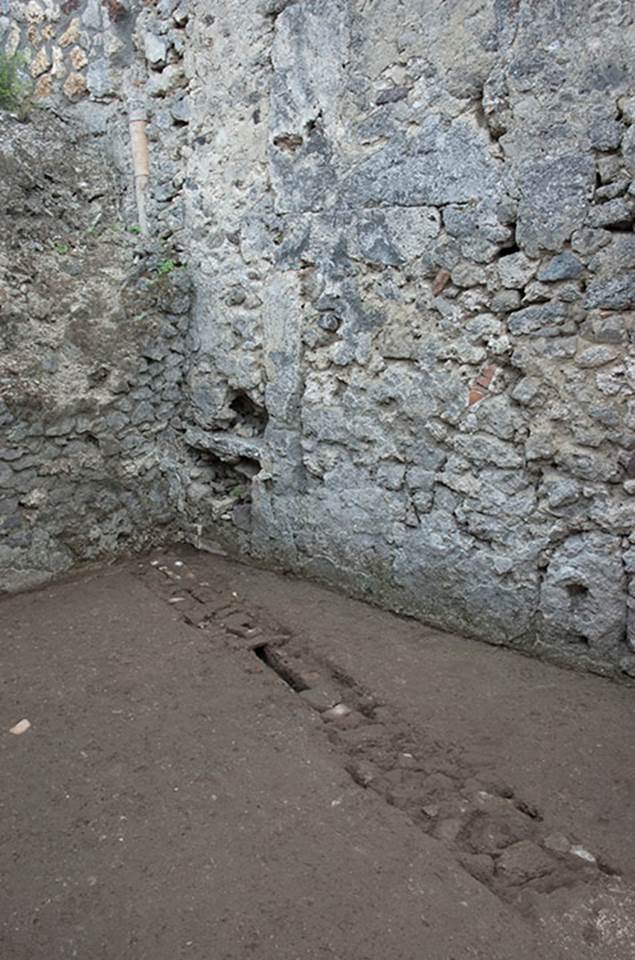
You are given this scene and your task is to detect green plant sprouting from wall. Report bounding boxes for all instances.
[0,51,31,116]
[157,258,177,277]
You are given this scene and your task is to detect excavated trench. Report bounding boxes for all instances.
[137,548,621,908]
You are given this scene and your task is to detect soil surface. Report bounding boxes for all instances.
[1,545,634,959]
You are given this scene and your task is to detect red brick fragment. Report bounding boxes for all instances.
[431,270,451,296]
[468,364,497,406]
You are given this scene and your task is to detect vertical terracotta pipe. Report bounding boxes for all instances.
[129,101,149,234]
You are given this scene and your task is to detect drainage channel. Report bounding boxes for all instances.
[253,644,311,693]
[252,638,612,903]
[141,551,617,906]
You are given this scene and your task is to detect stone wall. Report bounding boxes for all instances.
[0,109,192,589]
[1,0,134,102]
[0,0,200,589]
[2,0,635,675]
[181,0,635,674]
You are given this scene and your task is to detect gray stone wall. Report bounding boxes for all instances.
[181,0,635,674]
[1,0,137,102]
[2,0,635,675]
[0,0,198,589]
[0,109,192,589]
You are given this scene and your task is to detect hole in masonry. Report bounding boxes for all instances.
[494,240,520,258]
[566,633,590,647]
[229,390,268,436]
[566,583,589,597]
[234,456,261,479]
[605,222,634,233]
[273,132,304,153]
[253,645,310,693]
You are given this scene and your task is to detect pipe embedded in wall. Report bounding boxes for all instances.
[129,100,150,234]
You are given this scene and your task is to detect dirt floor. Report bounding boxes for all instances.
[2,546,634,959]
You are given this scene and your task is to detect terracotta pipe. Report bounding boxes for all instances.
[129,101,149,234]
